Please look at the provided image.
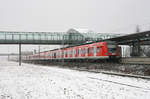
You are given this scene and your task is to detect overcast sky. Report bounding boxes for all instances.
[0,0,150,53]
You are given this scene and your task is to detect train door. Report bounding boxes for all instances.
[88,47,94,57]
[81,48,85,57]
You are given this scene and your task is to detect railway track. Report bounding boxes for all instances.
[88,77,150,91]
[24,57,150,79]
[71,68,150,80]
[71,67,150,91]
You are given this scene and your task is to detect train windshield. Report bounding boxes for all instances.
[107,41,117,53]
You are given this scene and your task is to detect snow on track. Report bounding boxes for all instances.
[0,61,150,99]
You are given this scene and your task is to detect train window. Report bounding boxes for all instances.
[82,49,85,54]
[59,52,61,56]
[81,49,83,54]
[64,51,66,57]
[57,52,58,57]
[79,48,81,55]
[74,49,76,55]
[57,52,60,56]
[85,48,88,54]
[70,50,72,55]
[97,47,100,53]
[56,52,57,57]
[70,50,71,55]
[94,46,96,54]
[91,48,94,53]
[58,52,59,56]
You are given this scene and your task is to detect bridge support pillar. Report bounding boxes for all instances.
[19,43,21,66]
[130,40,141,56]
[8,55,10,61]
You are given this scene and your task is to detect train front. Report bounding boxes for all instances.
[106,41,121,60]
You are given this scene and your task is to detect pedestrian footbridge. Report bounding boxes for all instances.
[0,31,119,45]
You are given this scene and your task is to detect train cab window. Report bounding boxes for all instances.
[107,41,117,53]
[107,45,117,53]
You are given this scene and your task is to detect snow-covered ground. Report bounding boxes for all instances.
[0,61,150,99]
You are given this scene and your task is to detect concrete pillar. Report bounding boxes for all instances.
[8,55,10,61]
[19,43,21,66]
[130,40,141,56]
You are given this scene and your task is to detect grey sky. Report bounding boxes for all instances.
[0,0,150,32]
[0,0,150,53]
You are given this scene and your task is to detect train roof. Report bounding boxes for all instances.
[40,40,115,53]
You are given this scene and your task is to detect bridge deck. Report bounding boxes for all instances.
[0,32,84,44]
[0,31,118,44]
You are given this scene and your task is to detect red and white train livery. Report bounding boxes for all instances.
[25,41,120,61]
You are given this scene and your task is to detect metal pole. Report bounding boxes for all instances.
[8,55,10,61]
[19,43,21,66]
[39,45,40,59]
[137,39,141,56]
[62,35,64,65]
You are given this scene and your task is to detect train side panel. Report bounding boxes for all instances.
[24,41,121,61]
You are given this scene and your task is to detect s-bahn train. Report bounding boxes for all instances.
[24,41,121,62]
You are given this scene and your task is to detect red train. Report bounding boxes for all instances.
[24,41,121,62]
